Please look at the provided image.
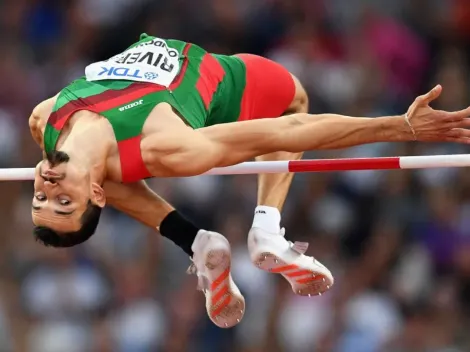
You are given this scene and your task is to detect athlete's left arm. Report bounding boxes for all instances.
[103,180,174,229]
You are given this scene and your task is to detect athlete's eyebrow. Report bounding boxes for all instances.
[31,205,75,216]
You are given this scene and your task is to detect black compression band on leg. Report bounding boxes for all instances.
[159,210,199,256]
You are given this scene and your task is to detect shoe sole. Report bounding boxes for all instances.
[204,248,245,328]
[253,252,333,296]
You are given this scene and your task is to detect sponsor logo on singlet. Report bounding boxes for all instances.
[85,37,180,87]
[119,99,144,112]
[95,67,160,81]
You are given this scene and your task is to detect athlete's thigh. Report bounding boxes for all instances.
[235,54,307,120]
[286,74,309,114]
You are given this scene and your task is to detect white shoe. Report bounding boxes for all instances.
[188,230,245,328]
[248,227,334,296]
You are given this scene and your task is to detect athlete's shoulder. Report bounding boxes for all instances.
[29,95,57,147]
[29,95,59,129]
[32,94,58,117]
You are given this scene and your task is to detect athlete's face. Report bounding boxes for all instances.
[32,151,91,232]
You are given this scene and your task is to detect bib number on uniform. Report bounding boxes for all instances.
[85,38,181,87]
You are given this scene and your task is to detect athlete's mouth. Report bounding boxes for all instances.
[40,169,64,181]
[43,170,61,178]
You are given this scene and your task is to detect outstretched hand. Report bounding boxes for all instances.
[406,85,470,143]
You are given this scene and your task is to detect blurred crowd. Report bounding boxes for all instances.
[1,0,470,351]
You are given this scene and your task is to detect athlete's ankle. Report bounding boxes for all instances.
[252,205,281,234]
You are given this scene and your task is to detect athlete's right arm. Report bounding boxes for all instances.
[145,86,470,177]
[146,112,408,176]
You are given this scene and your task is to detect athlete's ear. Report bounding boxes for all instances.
[91,183,106,208]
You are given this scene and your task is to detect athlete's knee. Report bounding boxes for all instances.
[285,74,309,114]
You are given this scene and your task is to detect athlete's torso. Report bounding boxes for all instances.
[42,34,248,182]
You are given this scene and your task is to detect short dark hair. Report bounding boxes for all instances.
[33,200,102,248]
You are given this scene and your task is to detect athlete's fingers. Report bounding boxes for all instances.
[414,85,442,106]
[444,136,470,144]
[443,106,470,122]
[407,85,443,120]
[445,128,470,139]
[446,119,470,130]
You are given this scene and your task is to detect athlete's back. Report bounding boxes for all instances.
[41,33,300,181]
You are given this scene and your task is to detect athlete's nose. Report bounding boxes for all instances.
[43,181,58,190]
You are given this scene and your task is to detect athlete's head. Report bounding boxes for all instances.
[31,150,105,247]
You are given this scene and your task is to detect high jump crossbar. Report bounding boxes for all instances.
[1,154,470,181]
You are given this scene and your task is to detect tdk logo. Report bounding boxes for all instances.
[119,99,143,112]
[98,67,145,79]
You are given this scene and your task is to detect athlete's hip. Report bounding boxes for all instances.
[205,53,296,126]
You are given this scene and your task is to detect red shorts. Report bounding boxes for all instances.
[235,54,296,121]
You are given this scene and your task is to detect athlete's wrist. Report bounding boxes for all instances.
[159,210,200,256]
[376,115,411,142]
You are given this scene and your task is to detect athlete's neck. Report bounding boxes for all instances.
[57,114,113,184]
